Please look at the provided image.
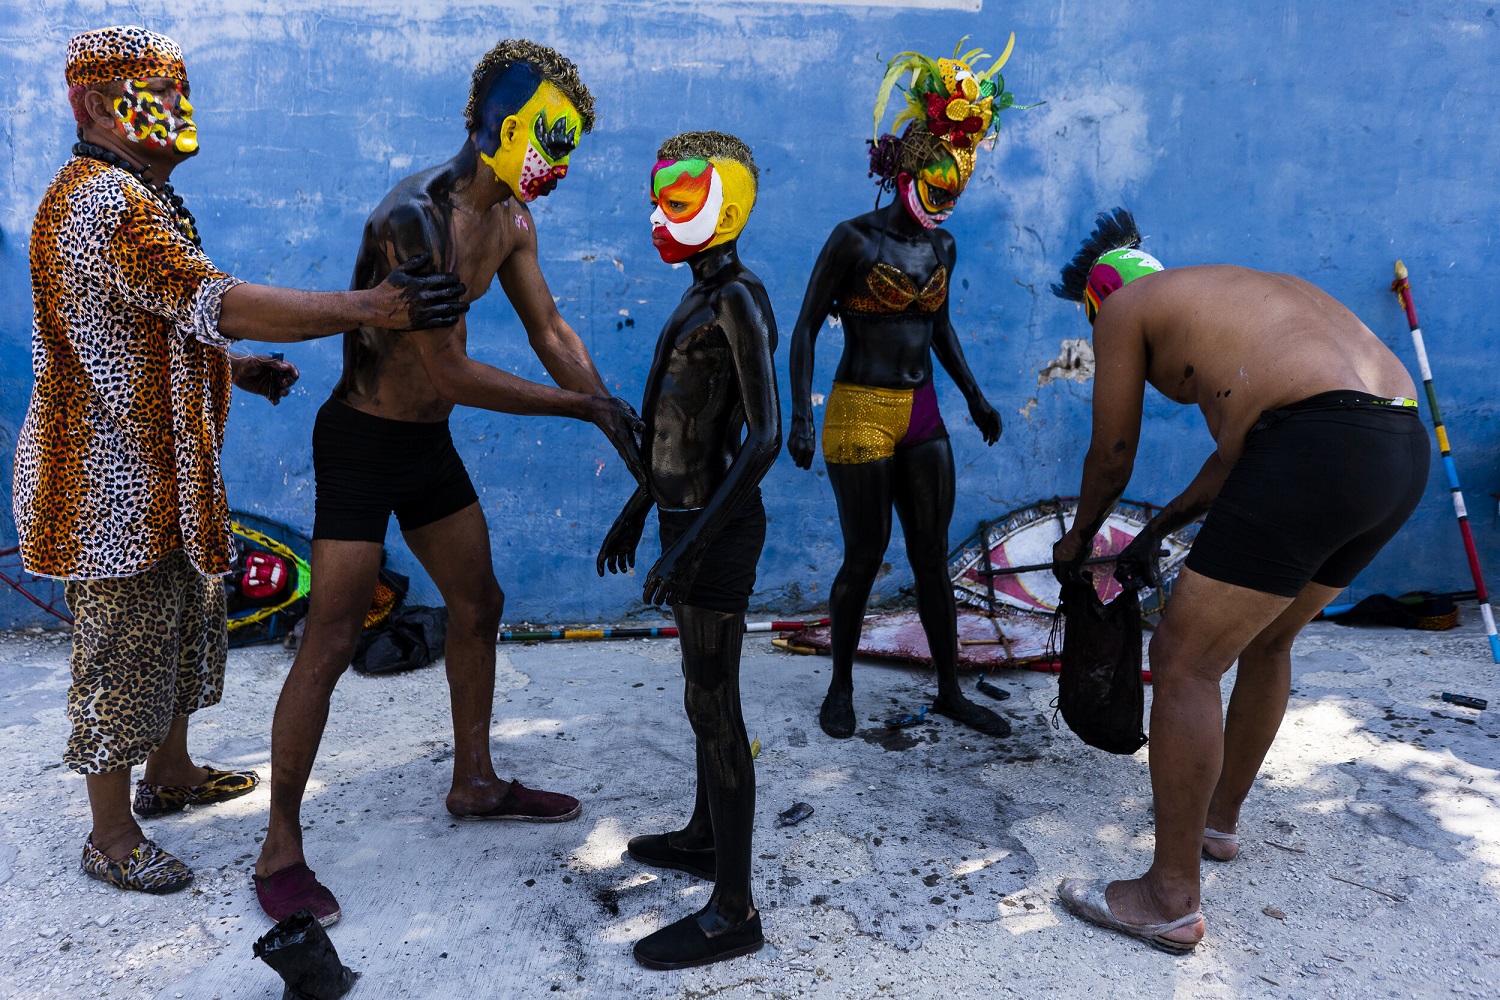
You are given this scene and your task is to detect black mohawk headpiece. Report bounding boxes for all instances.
[1051,207,1142,301]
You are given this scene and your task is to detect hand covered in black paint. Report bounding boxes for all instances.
[597,508,647,576]
[968,395,1002,445]
[590,396,647,483]
[1113,527,1167,591]
[374,253,470,330]
[1052,529,1090,585]
[230,354,299,404]
[643,535,703,607]
[788,411,817,469]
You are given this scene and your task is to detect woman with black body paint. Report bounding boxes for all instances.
[788,41,1028,740]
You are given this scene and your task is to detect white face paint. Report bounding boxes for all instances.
[649,166,724,248]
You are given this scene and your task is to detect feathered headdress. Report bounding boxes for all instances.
[1052,208,1164,322]
[872,35,1017,152]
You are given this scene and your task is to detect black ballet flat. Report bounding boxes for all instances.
[634,910,763,970]
[626,833,716,881]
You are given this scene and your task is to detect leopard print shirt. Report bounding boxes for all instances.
[15,157,243,580]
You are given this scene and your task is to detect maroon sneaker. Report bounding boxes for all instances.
[254,862,341,927]
[450,779,582,822]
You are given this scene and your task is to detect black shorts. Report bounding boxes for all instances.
[312,399,479,542]
[658,492,767,614]
[1185,391,1430,598]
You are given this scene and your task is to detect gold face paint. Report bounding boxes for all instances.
[478,81,583,202]
[914,154,963,216]
[113,77,197,153]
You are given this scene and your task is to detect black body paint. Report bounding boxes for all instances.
[787,200,1007,740]
[599,238,781,933]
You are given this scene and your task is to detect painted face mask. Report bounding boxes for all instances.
[479,81,582,202]
[649,158,725,264]
[113,77,197,154]
[899,152,964,229]
[1085,247,1164,322]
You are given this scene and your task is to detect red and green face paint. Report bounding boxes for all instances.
[650,157,723,263]
[113,78,197,154]
[899,153,963,229]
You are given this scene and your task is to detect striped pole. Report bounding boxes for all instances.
[1392,261,1500,662]
[497,619,830,643]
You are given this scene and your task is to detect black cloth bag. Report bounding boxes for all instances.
[351,605,449,676]
[1050,574,1148,755]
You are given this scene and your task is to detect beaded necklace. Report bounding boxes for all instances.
[73,141,202,248]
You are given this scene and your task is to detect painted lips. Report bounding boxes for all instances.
[522,164,568,201]
[652,225,703,264]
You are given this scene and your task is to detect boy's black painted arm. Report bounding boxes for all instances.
[598,485,656,576]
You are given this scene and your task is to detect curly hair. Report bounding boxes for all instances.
[464,39,595,134]
[656,130,759,183]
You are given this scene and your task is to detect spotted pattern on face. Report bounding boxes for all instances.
[113,79,196,152]
[15,157,241,581]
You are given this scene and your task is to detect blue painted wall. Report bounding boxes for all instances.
[2,1,1496,626]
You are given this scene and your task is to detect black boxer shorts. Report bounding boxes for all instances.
[312,398,478,542]
[1185,391,1430,598]
[657,492,767,614]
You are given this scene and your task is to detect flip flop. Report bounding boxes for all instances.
[1057,878,1203,954]
[1202,827,1241,862]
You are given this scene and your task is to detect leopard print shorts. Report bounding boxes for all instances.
[63,549,227,774]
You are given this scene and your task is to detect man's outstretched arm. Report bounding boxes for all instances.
[218,254,468,342]
[498,214,610,396]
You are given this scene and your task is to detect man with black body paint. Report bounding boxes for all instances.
[253,40,643,926]
[598,131,780,969]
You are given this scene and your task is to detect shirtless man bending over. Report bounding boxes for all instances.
[1048,209,1428,953]
[254,39,643,926]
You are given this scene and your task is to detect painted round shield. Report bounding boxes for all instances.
[948,497,1199,619]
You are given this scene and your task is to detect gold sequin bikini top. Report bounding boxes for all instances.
[840,262,948,316]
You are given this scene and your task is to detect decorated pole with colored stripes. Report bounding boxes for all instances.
[497,619,830,643]
[1391,261,1500,662]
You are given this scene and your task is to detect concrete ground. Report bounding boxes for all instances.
[1,611,1497,999]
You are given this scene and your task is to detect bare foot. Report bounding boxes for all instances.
[92,827,148,864]
[141,762,214,787]
[254,839,307,880]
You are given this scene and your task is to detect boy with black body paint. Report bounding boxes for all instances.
[598,131,781,970]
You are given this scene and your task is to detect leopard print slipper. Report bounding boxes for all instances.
[80,837,194,894]
[132,767,260,817]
